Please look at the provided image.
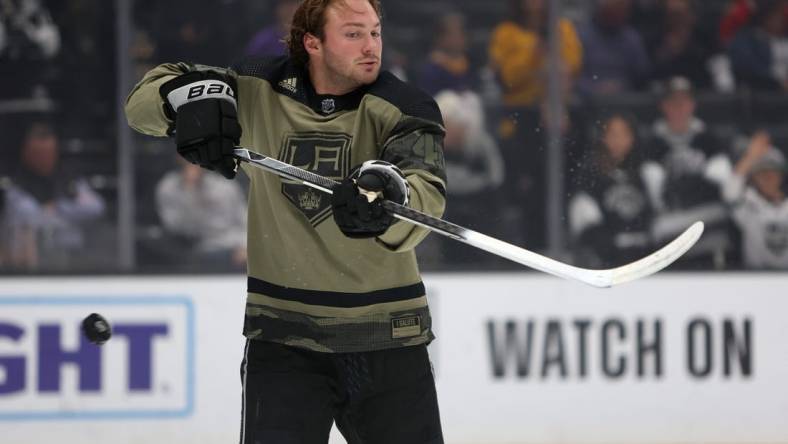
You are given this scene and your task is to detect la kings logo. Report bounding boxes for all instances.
[298,189,322,211]
[279,132,352,226]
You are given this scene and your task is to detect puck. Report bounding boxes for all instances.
[82,313,112,345]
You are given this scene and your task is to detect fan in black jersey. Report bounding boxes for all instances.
[569,113,655,268]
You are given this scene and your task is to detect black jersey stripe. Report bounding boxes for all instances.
[247,276,426,308]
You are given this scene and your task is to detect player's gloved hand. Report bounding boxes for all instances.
[331,160,410,238]
[159,70,241,179]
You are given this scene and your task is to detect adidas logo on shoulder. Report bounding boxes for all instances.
[278,77,298,93]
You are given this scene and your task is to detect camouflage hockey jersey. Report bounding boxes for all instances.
[125,56,446,353]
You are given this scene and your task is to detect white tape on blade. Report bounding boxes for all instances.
[166,79,237,111]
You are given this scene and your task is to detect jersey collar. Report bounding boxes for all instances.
[276,61,370,116]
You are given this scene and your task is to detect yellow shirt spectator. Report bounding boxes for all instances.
[489,19,583,106]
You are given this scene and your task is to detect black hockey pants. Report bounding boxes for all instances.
[239,340,444,444]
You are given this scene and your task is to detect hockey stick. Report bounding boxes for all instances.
[233,148,704,288]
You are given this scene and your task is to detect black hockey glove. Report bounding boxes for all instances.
[331,161,410,238]
[159,70,241,179]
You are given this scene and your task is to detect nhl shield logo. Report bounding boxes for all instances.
[321,98,336,114]
[278,132,352,225]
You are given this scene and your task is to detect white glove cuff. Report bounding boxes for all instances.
[165,80,237,112]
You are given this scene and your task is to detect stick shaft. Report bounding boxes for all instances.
[233,148,703,287]
[233,149,466,240]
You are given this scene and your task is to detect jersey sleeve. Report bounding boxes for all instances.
[124,62,191,137]
[376,102,447,252]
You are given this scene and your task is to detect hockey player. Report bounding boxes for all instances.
[124,0,446,442]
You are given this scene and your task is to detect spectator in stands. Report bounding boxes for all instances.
[728,0,788,91]
[577,0,651,97]
[432,90,505,266]
[644,76,735,267]
[487,0,582,251]
[155,157,247,272]
[417,12,475,96]
[0,0,60,60]
[3,119,106,271]
[488,0,583,106]
[381,46,411,82]
[723,131,788,268]
[569,113,654,267]
[720,0,788,45]
[645,77,731,209]
[0,0,61,98]
[644,0,715,90]
[720,0,757,46]
[244,0,299,57]
[436,90,505,207]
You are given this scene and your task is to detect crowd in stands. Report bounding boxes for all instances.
[1,118,106,271]
[150,156,248,272]
[1,0,787,273]
[0,0,116,272]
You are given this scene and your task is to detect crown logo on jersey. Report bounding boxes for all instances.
[298,189,322,211]
[278,77,298,93]
[321,98,336,114]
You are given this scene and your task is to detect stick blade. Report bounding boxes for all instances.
[582,221,705,288]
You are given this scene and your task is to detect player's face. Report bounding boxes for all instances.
[319,0,382,91]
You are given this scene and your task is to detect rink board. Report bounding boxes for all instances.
[0,273,786,443]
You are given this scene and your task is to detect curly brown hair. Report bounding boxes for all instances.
[286,0,382,66]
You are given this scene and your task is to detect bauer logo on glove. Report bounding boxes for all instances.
[165,79,238,112]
